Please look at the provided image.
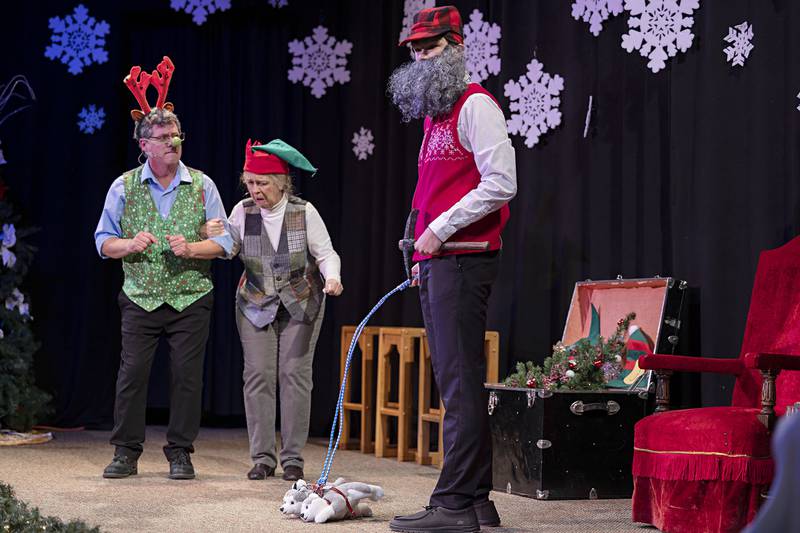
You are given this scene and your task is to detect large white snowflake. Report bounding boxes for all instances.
[78,105,105,134]
[504,59,564,148]
[171,0,231,26]
[352,127,375,161]
[621,0,699,74]
[288,26,352,99]
[463,9,501,83]
[44,4,109,75]
[723,21,753,67]
[399,0,435,44]
[572,0,624,37]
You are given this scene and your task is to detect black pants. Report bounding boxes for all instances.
[111,290,213,460]
[419,252,500,510]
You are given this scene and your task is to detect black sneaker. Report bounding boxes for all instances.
[473,499,500,527]
[168,449,195,480]
[390,506,480,532]
[103,455,138,478]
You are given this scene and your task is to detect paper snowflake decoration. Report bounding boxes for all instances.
[171,0,231,26]
[352,127,375,161]
[723,21,753,67]
[268,0,287,6]
[288,26,352,99]
[504,59,564,148]
[621,0,699,74]
[796,92,800,112]
[44,4,110,75]
[77,105,105,134]
[572,0,624,37]
[399,0,435,44]
[464,9,502,83]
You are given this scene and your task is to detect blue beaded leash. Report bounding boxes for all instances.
[315,279,412,488]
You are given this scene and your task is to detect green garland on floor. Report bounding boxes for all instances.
[0,483,101,533]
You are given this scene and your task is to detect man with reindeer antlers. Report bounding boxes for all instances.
[94,56,232,480]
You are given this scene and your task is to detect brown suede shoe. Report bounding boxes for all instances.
[473,499,500,526]
[390,506,480,532]
[247,463,275,480]
[281,465,304,481]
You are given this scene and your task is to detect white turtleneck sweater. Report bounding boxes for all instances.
[227,194,341,282]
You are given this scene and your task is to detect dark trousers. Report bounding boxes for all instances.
[419,251,500,510]
[111,290,213,460]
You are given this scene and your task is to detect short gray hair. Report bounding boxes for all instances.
[134,108,181,141]
[240,172,295,197]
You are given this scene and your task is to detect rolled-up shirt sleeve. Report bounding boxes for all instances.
[427,92,517,242]
[305,202,341,282]
[226,202,244,259]
[201,175,234,256]
[94,177,126,258]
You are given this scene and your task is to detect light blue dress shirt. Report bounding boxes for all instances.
[94,160,233,257]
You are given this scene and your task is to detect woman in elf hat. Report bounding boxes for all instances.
[208,139,342,481]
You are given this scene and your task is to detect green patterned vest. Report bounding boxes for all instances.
[120,165,212,312]
[237,196,324,327]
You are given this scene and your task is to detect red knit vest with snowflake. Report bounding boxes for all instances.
[412,83,510,262]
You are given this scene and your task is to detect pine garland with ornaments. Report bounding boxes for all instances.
[504,311,636,391]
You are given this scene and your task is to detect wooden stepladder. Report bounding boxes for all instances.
[338,325,380,453]
[374,327,426,461]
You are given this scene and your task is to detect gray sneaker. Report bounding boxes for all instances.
[102,455,138,478]
[390,506,480,532]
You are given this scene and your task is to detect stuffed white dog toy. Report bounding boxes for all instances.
[279,478,346,517]
[299,481,384,523]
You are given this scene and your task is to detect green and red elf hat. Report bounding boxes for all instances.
[244,139,317,176]
[398,5,464,47]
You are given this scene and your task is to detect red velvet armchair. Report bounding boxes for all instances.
[631,237,800,533]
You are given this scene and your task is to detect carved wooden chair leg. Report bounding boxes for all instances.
[758,368,780,431]
[654,369,673,412]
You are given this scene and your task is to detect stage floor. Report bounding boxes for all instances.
[0,427,653,532]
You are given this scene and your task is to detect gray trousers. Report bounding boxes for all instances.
[236,299,325,469]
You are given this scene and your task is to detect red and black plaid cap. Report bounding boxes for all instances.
[398,5,464,47]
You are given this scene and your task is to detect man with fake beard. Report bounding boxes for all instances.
[387,6,517,533]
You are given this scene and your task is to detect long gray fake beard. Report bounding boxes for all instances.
[387,45,468,122]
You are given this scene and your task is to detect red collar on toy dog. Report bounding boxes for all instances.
[324,486,356,517]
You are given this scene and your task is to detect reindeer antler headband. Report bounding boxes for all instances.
[123,56,175,121]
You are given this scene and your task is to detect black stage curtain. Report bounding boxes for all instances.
[1,1,799,435]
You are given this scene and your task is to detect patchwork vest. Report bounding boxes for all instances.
[236,197,324,327]
[412,83,510,262]
[120,165,212,312]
